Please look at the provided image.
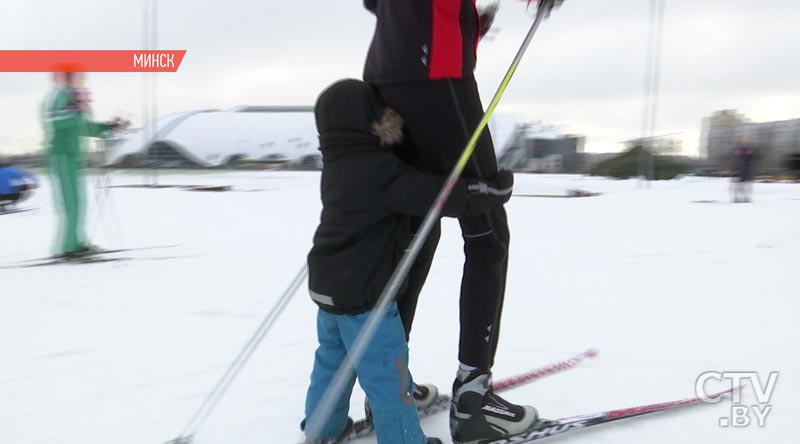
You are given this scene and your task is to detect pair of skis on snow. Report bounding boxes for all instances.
[321,348,737,444]
[0,244,184,269]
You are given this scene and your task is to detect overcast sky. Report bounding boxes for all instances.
[1,0,798,156]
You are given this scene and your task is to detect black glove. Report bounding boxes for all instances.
[464,169,514,216]
[479,2,500,38]
[108,116,131,131]
[536,0,564,18]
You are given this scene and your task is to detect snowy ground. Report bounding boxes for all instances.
[1,171,798,444]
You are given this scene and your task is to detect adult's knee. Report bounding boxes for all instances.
[459,212,509,263]
[463,233,507,265]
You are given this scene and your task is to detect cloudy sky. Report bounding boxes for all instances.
[1,0,798,156]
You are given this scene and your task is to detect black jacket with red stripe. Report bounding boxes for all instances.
[363,0,480,85]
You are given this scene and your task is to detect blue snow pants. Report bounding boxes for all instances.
[304,302,426,444]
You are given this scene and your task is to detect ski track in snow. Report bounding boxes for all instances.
[1,171,798,444]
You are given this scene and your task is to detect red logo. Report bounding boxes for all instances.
[0,50,187,72]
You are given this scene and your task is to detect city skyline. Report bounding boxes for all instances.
[0,0,798,156]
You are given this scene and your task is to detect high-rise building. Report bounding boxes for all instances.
[702,110,800,173]
[497,122,585,173]
[700,110,750,160]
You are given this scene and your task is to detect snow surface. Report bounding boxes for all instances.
[1,172,798,444]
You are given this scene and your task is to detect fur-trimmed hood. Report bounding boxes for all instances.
[315,79,404,151]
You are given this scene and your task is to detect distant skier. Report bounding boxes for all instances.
[0,162,37,211]
[362,1,561,443]
[302,79,513,444]
[41,69,124,258]
[731,144,756,203]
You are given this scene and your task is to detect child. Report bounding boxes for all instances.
[302,79,513,444]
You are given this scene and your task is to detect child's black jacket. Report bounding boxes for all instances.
[308,80,469,315]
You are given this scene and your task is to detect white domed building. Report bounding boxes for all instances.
[107,106,524,169]
[108,106,320,168]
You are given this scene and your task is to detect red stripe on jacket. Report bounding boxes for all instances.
[472,1,480,61]
[430,0,463,79]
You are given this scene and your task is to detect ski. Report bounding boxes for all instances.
[0,254,192,269]
[330,349,599,443]
[485,386,740,444]
[12,256,133,268]
[0,207,36,215]
[4,244,182,266]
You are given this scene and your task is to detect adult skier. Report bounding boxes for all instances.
[41,69,124,258]
[302,79,513,444]
[362,1,563,443]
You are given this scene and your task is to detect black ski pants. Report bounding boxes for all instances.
[375,76,510,371]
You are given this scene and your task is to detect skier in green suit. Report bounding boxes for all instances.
[41,70,124,258]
